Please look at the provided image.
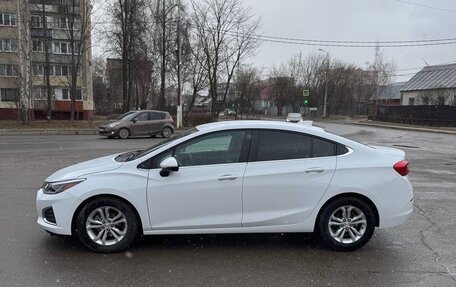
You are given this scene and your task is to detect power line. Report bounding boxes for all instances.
[254,36,456,48]
[394,0,456,14]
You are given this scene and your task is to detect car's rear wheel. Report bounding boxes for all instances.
[74,197,139,253]
[161,127,173,138]
[317,197,375,251]
[118,128,129,139]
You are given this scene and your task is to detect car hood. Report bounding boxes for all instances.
[46,154,123,182]
[100,121,121,128]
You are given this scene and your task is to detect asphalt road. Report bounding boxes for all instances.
[0,123,455,286]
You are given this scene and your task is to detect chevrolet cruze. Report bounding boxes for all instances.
[36,121,413,252]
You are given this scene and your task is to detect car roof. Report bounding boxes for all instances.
[130,110,167,114]
[197,120,325,134]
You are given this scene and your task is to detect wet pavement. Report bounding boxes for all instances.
[0,122,455,286]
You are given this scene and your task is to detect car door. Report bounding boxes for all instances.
[130,112,149,136]
[147,112,165,134]
[146,130,249,230]
[242,129,336,227]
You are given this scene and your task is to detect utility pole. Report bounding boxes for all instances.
[319,48,329,118]
[176,0,182,128]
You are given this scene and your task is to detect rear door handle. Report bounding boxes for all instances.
[305,168,325,174]
[217,175,238,181]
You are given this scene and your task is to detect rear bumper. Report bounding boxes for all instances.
[379,197,413,228]
[375,177,414,228]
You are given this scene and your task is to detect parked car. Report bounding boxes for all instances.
[37,120,413,252]
[286,113,303,123]
[98,110,174,139]
[224,108,237,116]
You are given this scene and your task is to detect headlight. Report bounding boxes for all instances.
[108,122,120,128]
[41,179,85,195]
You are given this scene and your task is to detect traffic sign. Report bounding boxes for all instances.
[303,90,310,97]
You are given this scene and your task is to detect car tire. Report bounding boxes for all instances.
[118,128,130,139]
[74,197,139,253]
[317,197,375,252]
[161,127,173,138]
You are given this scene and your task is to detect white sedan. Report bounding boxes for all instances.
[36,121,413,252]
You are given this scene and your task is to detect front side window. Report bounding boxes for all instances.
[135,113,149,121]
[174,130,246,167]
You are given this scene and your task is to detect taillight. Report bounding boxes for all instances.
[394,160,409,176]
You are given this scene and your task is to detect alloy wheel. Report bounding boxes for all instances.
[85,206,128,246]
[328,205,367,244]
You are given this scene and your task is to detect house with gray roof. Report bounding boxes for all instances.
[368,82,405,116]
[400,63,456,106]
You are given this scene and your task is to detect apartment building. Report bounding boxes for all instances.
[0,0,93,120]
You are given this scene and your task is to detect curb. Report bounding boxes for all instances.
[352,122,456,135]
[0,129,99,136]
[0,128,190,136]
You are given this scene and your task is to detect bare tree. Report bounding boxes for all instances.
[106,0,147,113]
[55,0,95,121]
[190,0,261,120]
[236,66,261,117]
[269,65,298,116]
[16,0,32,123]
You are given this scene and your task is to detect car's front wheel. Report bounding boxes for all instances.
[118,128,130,139]
[317,197,375,251]
[74,197,139,253]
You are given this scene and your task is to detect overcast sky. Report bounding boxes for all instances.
[242,0,456,81]
[93,0,456,82]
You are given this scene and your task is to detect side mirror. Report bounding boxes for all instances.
[159,157,179,177]
[132,118,137,123]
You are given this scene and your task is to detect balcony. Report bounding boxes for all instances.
[33,100,55,110]
[31,28,53,39]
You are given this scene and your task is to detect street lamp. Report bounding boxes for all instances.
[318,48,329,118]
[161,2,182,128]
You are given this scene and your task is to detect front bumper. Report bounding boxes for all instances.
[36,188,82,235]
[98,127,117,136]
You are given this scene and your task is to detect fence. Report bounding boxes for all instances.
[374,105,456,127]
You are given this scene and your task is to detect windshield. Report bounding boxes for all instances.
[115,128,198,162]
[114,111,138,121]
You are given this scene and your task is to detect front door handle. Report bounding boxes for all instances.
[305,168,325,174]
[217,175,238,181]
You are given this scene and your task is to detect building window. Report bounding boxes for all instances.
[58,17,69,29]
[0,88,19,102]
[32,40,44,52]
[0,13,17,26]
[437,96,445,106]
[0,64,17,77]
[421,96,429,105]
[0,39,18,52]
[408,97,415,106]
[33,87,46,100]
[31,15,44,28]
[32,64,44,76]
[53,42,71,54]
[62,89,69,100]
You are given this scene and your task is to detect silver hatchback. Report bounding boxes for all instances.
[99,110,174,139]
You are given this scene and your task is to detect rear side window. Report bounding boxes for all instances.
[254,130,312,161]
[252,130,338,162]
[149,112,165,120]
[336,144,349,155]
[313,138,335,157]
